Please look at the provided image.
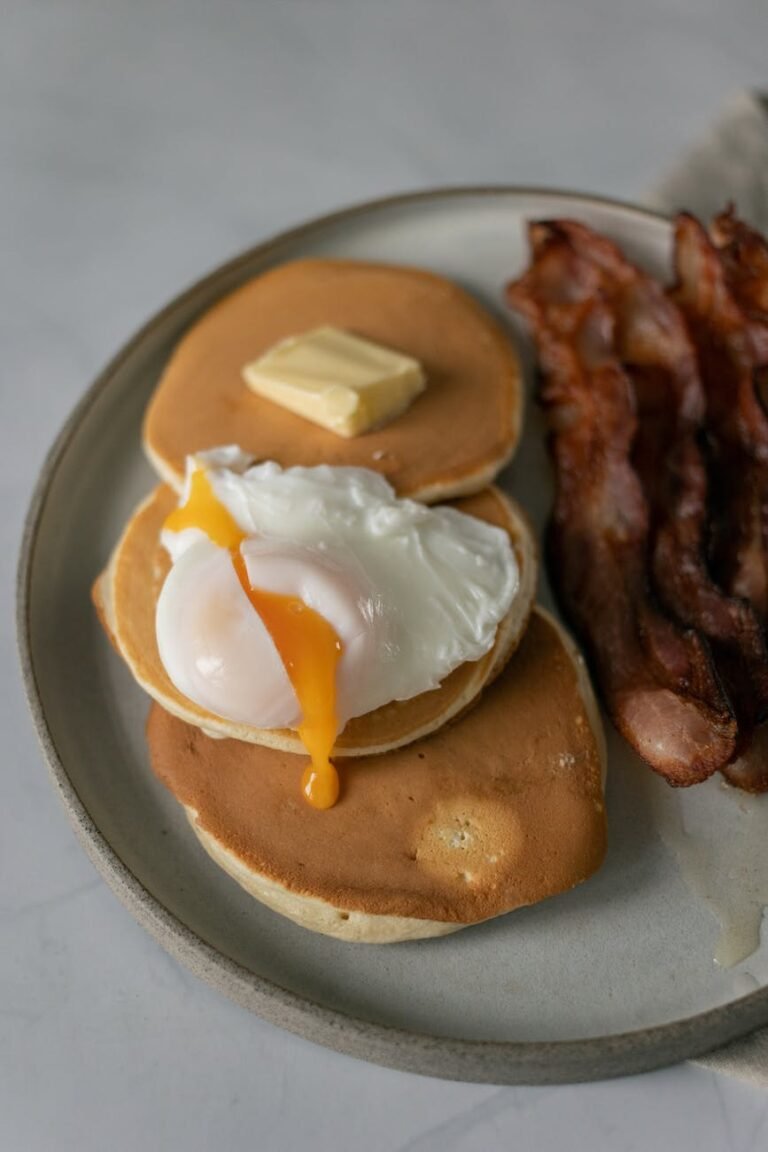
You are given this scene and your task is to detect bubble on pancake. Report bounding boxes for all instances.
[412,798,522,888]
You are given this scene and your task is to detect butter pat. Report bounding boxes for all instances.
[242,326,426,438]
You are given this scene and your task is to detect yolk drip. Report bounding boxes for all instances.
[232,566,342,809]
[164,468,342,809]
[165,467,245,551]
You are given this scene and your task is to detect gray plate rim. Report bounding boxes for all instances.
[16,185,768,1085]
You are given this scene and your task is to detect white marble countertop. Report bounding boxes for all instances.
[4,2,768,1147]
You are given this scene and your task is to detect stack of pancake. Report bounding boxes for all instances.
[94,258,607,942]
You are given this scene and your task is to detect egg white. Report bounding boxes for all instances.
[155,452,519,731]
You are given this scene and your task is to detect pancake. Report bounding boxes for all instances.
[93,484,537,757]
[143,260,522,502]
[147,608,607,943]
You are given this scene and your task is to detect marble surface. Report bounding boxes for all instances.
[3,1,768,1147]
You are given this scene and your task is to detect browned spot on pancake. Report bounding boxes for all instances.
[413,798,522,891]
[146,611,606,924]
[143,259,522,500]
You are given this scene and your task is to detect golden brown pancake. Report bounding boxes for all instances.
[147,609,607,942]
[143,260,522,502]
[93,485,537,756]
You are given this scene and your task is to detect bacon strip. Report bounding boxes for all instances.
[711,206,768,331]
[710,208,768,477]
[672,214,768,619]
[507,223,736,785]
[672,210,768,789]
[543,221,768,754]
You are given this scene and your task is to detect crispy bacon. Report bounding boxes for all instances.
[507,224,736,785]
[672,210,768,788]
[543,221,768,751]
[671,214,768,618]
[710,207,768,461]
[711,206,768,334]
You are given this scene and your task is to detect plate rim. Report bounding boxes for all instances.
[17,183,768,1085]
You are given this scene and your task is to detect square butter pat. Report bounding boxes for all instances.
[242,326,426,438]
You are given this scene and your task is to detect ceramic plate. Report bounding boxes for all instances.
[18,188,768,1084]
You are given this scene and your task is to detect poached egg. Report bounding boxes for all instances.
[156,449,519,808]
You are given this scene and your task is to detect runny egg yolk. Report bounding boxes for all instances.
[164,468,342,809]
